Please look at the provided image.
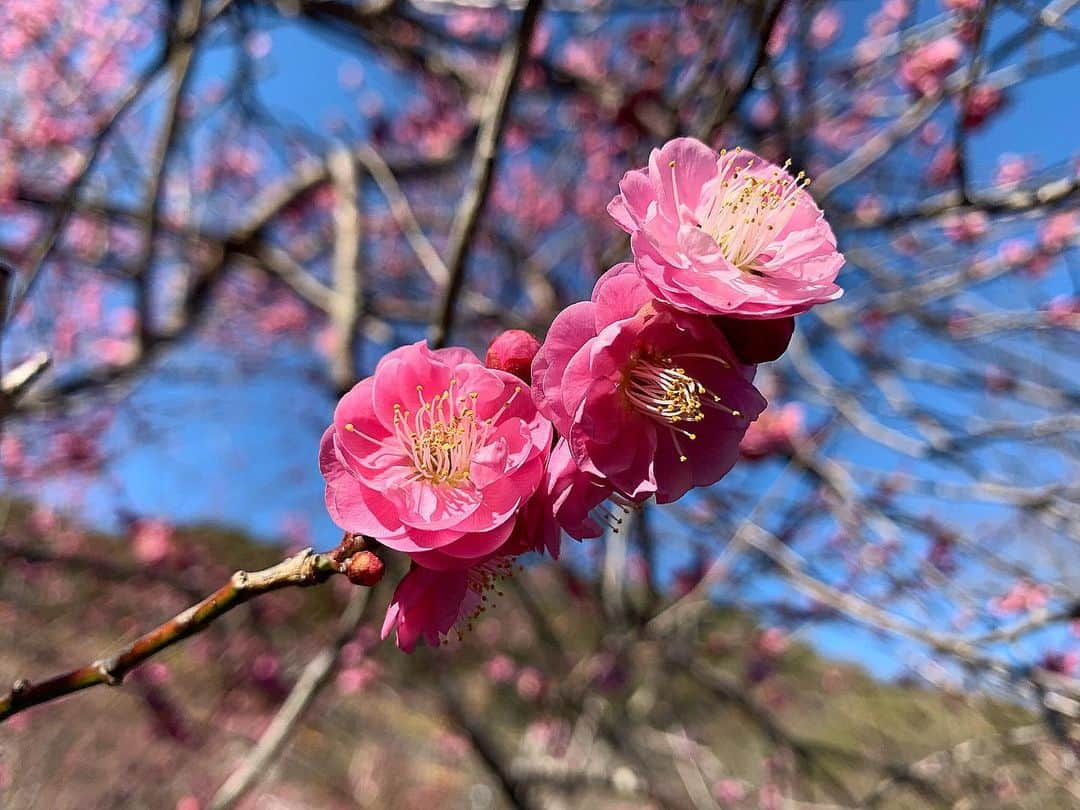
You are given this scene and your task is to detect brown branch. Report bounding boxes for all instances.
[0,537,374,724]
[429,0,545,349]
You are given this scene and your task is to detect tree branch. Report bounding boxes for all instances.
[429,0,545,349]
[0,537,374,723]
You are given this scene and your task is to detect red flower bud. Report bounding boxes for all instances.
[712,316,795,364]
[485,329,541,384]
[345,551,385,586]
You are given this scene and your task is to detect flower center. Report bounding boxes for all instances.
[688,149,809,273]
[625,359,706,424]
[385,379,520,486]
[622,353,744,462]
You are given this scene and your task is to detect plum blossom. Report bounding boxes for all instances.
[809,7,842,49]
[739,401,805,460]
[320,341,552,572]
[543,439,617,540]
[942,210,989,243]
[532,264,766,503]
[961,83,1005,129]
[608,138,844,319]
[1039,211,1078,253]
[990,580,1050,616]
[899,36,963,97]
[381,558,518,651]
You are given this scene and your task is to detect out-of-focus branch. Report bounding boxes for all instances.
[441,686,540,810]
[328,146,365,394]
[509,756,646,798]
[132,0,203,354]
[244,245,336,311]
[698,0,787,139]
[0,353,51,411]
[0,536,375,724]
[429,0,545,349]
[0,262,49,415]
[814,93,941,198]
[208,586,374,810]
[846,173,1080,229]
[861,724,1052,807]
[741,521,1075,674]
[356,144,449,285]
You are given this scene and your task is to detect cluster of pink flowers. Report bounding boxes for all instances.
[320,137,845,650]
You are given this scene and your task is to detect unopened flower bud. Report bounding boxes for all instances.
[485,329,541,384]
[345,551,385,586]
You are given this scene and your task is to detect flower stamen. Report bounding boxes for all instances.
[697,153,811,273]
[392,383,522,485]
[622,355,745,462]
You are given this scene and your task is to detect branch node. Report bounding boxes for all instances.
[95,658,123,686]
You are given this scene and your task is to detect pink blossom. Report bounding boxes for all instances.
[809,7,842,49]
[381,558,516,651]
[713,316,796,364]
[1044,295,1080,327]
[944,0,982,13]
[941,210,988,243]
[132,518,175,565]
[995,154,1033,186]
[749,95,778,128]
[998,238,1034,268]
[532,265,766,503]
[516,666,545,700]
[1039,651,1079,676]
[990,580,1050,616]
[926,145,958,186]
[712,778,747,804]
[739,402,805,460]
[543,439,617,540]
[899,37,963,97]
[961,83,1004,129]
[484,654,517,683]
[755,627,791,658]
[1,434,24,476]
[336,662,378,694]
[608,138,844,319]
[321,341,551,571]
[854,194,884,224]
[1039,211,1078,253]
[381,565,467,651]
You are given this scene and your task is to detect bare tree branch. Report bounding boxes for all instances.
[0,537,375,723]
